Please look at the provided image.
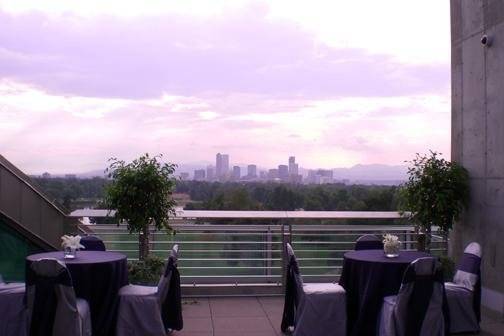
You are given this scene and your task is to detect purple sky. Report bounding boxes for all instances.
[0,1,451,174]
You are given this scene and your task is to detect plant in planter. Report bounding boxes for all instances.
[128,255,166,285]
[105,153,177,260]
[399,151,470,252]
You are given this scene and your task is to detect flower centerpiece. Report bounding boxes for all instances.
[61,235,85,259]
[383,234,401,258]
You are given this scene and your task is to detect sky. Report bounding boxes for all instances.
[0,0,451,174]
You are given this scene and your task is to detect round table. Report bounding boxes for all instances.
[338,250,431,336]
[26,251,129,336]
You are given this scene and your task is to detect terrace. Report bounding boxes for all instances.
[2,2,504,335]
[170,297,503,336]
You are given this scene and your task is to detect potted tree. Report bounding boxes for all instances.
[399,151,469,252]
[105,153,177,260]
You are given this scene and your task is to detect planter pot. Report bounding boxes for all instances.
[417,233,427,252]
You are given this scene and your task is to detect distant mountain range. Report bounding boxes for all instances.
[46,163,407,185]
[332,164,407,181]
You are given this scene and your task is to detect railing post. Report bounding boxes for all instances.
[281,223,287,289]
[406,230,411,251]
[266,225,272,278]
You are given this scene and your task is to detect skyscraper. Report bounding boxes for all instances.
[194,169,205,181]
[232,166,241,180]
[216,153,230,179]
[247,164,257,178]
[206,165,215,181]
[289,156,299,176]
[278,165,289,180]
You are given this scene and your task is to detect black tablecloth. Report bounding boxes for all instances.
[26,251,129,336]
[339,250,431,336]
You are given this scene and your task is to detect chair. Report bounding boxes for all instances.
[355,234,384,250]
[445,242,482,334]
[281,243,346,336]
[26,258,92,336]
[378,257,445,336]
[117,245,183,336]
[80,235,106,251]
[0,280,28,336]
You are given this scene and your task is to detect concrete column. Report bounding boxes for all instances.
[451,0,504,315]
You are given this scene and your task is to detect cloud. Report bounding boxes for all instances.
[0,7,449,100]
[0,79,450,173]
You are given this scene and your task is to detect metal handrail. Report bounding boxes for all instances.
[73,209,447,286]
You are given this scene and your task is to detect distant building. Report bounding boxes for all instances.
[259,171,268,179]
[232,166,241,180]
[41,172,51,178]
[194,169,206,181]
[206,165,215,181]
[216,153,229,179]
[64,174,77,179]
[278,165,289,180]
[247,164,257,178]
[288,156,299,176]
[180,172,189,180]
[268,169,279,179]
[306,169,334,184]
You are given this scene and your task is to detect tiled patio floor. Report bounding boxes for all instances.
[172,296,504,336]
[172,296,284,336]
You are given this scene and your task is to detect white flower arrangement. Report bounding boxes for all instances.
[383,234,401,256]
[61,235,85,251]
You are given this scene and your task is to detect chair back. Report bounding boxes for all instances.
[281,243,304,332]
[80,235,106,251]
[26,258,80,336]
[157,244,178,303]
[355,234,384,250]
[453,242,482,321]
[157,245,183,331]
[393,257,445,336]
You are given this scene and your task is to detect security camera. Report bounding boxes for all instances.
[481,34,493,47]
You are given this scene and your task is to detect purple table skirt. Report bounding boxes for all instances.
[339,250,431,336]
[26,251,129,336]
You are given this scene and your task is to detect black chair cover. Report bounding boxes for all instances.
[161,256,183,331]
[398,257,445,336]
[355,234,384,251]
[26,259,74,336]
[281,245,302,332]
[80,236,106,251]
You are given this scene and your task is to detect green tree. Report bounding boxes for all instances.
[104,154,177,260]
[399,151,470,251]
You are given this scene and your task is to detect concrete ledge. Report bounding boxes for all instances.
[482,286,504,317]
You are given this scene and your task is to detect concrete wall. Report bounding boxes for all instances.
[451,0,504,315]
[0,155,76,248]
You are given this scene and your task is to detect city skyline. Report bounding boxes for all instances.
[0,1,450,174]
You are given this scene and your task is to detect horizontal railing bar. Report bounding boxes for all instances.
[102,241,283,244]
[71,209,410,219]
[180,275,282,278]
[180,258,283,261]
[178,266,282,269]
[109,249,283,253]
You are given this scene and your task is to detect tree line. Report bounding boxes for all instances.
[32,177,400,212]
[178,181,399,211]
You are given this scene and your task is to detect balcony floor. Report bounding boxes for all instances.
[172,296,504,336]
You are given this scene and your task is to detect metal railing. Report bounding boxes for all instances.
[71,210,448,286]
